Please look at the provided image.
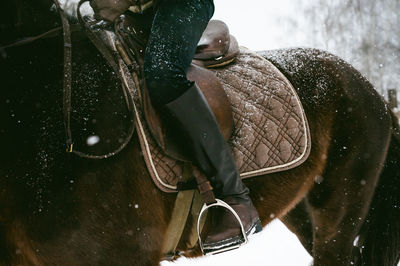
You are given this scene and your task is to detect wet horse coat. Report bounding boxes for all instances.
[0,1,399,265]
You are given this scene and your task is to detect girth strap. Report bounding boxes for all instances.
[161,163,208,260]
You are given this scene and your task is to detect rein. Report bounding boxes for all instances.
[74,0,137,159]
[1,26,69,50]
[1,0,136,159]
[52,0,74,154]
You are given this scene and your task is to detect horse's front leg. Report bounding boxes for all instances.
[306,96,391,266]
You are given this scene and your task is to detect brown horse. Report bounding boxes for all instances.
[0,1,399,265]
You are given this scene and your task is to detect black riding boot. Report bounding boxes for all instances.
[164,83,262,254]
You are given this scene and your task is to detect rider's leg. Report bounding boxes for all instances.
[144,0,213,105]
[144,0,261,253]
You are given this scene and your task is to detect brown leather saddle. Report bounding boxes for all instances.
[115,12,239,161]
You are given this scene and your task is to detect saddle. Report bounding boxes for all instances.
[115,14,238,161]
[105,11,311,192]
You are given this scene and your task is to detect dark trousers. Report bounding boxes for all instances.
[144,0,214,105]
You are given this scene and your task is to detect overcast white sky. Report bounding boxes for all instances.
[212,0,307,51]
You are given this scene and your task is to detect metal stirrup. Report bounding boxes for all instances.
[197,199,249,255]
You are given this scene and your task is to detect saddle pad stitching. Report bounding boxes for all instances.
[229,109,253,172]
[152,148,173,176]
[228,93,297,168]
[132,96,177,190]
[234,108,290,169]
[235,51,310,177]
[235,110,299,168]
[222,54,307,166]
[238,109,272,169]
[151,145,182,185]
[225,75,303,169]
[230,115,263,170]
[274,105,298,152]
[227,67,297,116]
[222,70,300,129]
[116,61,179,191]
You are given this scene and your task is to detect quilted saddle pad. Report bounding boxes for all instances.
[133,48,311,193]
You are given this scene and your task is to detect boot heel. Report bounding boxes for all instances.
[254,219,263,234]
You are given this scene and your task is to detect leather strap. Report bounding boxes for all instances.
[186,188,207,249]
[161,163,196,260]
[55,0,136,159]
[161,163,211,259]
[0,25,73,51]
[1,4,77,154]
[192,166,217,205]
[52,0,74,152]
[197,180,213,195]
[0,1,132,158]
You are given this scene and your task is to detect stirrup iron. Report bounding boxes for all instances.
[197,199,248,255]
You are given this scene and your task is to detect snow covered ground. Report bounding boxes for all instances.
[161,220,313,266]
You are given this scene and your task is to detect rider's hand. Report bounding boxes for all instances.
[90,0,133,22]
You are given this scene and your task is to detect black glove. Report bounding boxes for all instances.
[90,0,133,22]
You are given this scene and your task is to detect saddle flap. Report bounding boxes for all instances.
[143,64,234,162]
[195,20,230,60]
[114,14,235,161]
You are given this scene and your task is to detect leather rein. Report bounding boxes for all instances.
[1,0,136,160]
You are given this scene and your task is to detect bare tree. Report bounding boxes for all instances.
[301,0,400,95]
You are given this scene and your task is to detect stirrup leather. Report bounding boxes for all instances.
[197,199,249,255]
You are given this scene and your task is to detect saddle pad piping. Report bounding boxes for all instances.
[120,64,177,190]
[133,96,177,190]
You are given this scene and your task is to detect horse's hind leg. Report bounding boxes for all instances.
[307,81,392,265]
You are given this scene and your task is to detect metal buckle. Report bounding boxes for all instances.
[66,143,73,153]
[197,199,249,255]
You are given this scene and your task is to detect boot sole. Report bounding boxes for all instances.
[202,219,263,255]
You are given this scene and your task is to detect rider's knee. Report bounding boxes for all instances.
[144,64,191,105]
